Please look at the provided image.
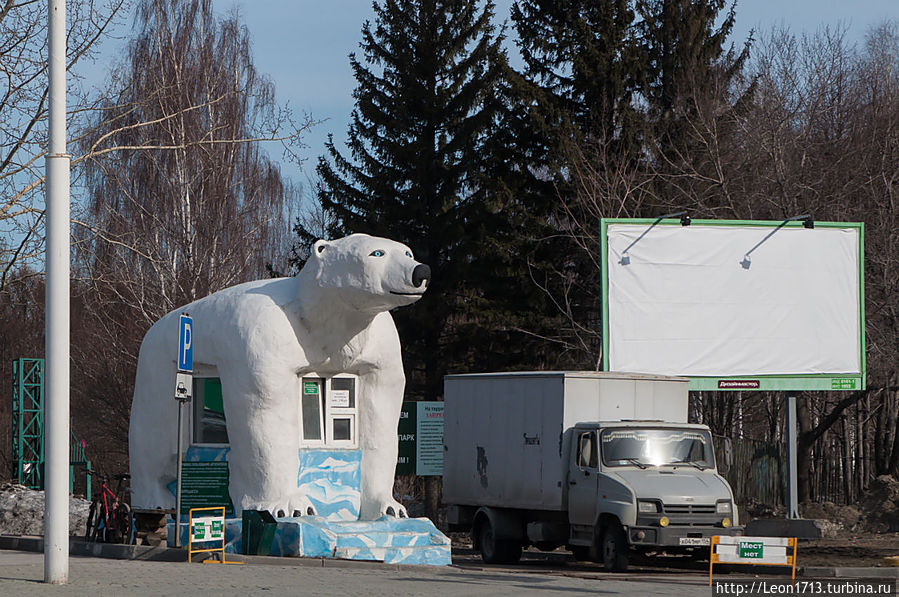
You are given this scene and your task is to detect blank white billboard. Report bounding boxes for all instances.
[603,222,863,382]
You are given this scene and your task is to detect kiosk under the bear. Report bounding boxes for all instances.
[128,234,450,565]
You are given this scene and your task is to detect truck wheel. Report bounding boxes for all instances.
[478,520,522,565]
[601,525,629,572]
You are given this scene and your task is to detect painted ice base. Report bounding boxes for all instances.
[169,446,452,564]
[169,516,452,566]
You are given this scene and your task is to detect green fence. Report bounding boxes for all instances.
[715,435,787,508]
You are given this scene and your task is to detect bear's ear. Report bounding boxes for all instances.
[313,239,330,256]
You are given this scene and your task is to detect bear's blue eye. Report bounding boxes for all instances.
[405,251,413,258]
[370,250,385,257]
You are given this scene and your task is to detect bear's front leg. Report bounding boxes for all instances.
[357,365,408,520]
[221,367,317,518]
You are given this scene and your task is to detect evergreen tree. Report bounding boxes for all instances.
[511,0,643,154]
[635,0,751,147]
[509,0,646,366]
[310,0,558,399]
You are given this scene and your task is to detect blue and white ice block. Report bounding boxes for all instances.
[168,515,451,565]
[297,450,361,520]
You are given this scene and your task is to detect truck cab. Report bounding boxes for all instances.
[567,421,740,569]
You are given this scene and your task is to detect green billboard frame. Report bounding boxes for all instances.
[600,218,866,392]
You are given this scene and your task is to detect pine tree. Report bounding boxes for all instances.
[511,0,643,154]
[508,0,646,366]
[635,0,751,147]
[311,0,556,399]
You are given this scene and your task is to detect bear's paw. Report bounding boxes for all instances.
[245,492,318,519]
[378,498,408,519]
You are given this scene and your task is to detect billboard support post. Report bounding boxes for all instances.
[786,394,799,519]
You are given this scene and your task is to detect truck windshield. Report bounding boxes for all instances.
[600,428,714,469]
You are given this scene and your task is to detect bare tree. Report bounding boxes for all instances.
[70,0,311,473]
[0,0,128,289]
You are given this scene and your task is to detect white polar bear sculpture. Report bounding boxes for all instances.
[129,234,430,520]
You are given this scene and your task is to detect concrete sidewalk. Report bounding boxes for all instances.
[0,534,896,597]
[0,548,720,597]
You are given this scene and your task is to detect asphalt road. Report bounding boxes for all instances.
[0,550,717,596]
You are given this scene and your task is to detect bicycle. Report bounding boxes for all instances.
[84,472,135,544]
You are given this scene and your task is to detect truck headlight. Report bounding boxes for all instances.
[638,501,660,513]
[716,501,732,514]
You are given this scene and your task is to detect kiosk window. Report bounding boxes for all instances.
[193,377,228,444]
[301,378,324,441]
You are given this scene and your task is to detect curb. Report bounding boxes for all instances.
[0,534,440,571]
[801,566,899,579]
[0,535,186,562]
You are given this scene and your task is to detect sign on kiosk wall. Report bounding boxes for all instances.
[601,219,865,391]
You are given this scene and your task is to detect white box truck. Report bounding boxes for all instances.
[443,371,742,570]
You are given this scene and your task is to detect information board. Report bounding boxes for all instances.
[415,402,444,476]
[180,461,234,515]
[395,401,444,476]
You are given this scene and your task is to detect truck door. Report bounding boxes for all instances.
[568,430,599,526]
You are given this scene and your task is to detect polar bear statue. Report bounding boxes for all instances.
[129,234,430,520]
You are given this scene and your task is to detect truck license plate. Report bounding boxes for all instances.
[679,537,710,546]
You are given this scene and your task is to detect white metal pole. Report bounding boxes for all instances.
[44,0,70,584]
[787,394,799,519]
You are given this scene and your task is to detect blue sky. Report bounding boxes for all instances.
[77,0,897,202]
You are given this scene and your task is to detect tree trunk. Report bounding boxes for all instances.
[842,415,852,503]
[889,390,899,477]
[424,476,441,525]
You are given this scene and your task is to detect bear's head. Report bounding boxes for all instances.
[303,234,431,313]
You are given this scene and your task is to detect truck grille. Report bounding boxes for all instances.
[664,504,716,515]
[662,503,718,525]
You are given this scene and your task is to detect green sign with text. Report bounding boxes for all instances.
[738,541,764,559]
[180,461,234,515]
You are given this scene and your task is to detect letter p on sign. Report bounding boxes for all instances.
[178,314,193,372]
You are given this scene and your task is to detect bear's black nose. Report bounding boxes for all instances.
[412,264,431,288]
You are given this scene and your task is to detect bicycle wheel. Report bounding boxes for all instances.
[114,503,134,545]
[84,500,98,542]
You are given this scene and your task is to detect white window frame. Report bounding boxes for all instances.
[325,375,359,448]
[299,376,326,446]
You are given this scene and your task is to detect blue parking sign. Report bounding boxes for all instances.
[178,314,193,372]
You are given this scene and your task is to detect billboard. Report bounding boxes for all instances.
[601,219,865,391]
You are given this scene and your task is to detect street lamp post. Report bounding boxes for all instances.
[44,0,71,584]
